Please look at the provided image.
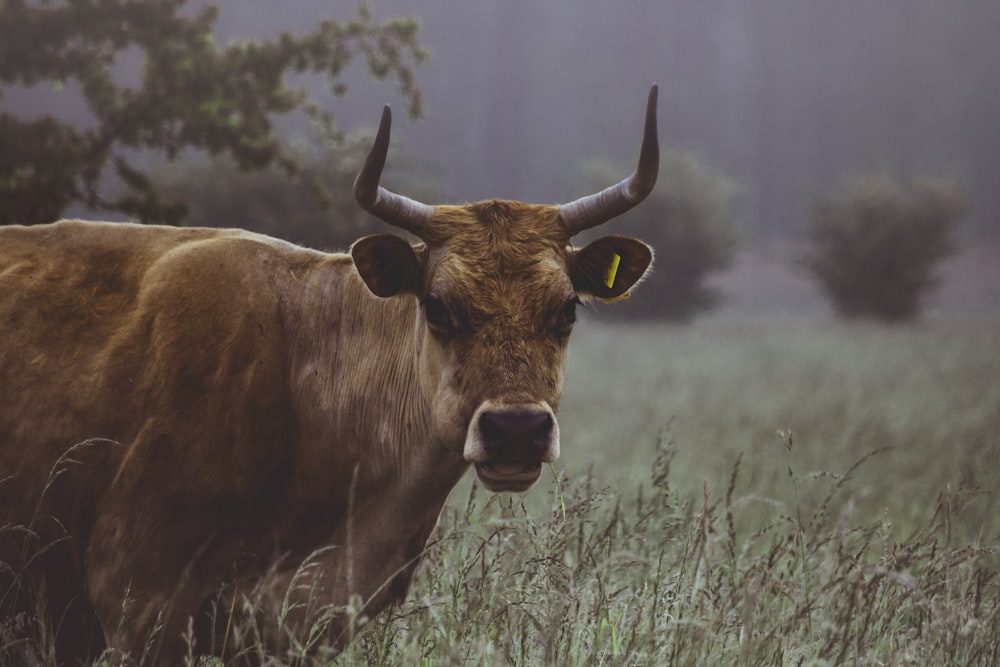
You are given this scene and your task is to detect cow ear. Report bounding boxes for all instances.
[351,234,423,297]
[569,235,653,300]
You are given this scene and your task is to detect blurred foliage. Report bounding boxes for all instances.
[0,0,426,225]
[576,152,741,322]
[802,172,968,322]
[154,132,441,250]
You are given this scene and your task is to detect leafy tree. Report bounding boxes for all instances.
[0,0,427,225]
[801,171,968,322]
[575,152,741,322]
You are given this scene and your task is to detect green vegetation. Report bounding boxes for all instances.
[3,317,998,664]
[0,0,426,225]
[801,172,968,322]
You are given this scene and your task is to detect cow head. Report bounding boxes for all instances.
[351,86,659,492]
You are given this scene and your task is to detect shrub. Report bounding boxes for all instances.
[152,133,441,251]
[802,172,968,322]
[574,152,741,322]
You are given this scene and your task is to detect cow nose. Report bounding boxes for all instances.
[478,408,554,458]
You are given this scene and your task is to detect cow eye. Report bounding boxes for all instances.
[422,295,455,335]
[554,296,580,336]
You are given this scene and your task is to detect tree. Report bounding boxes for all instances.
[0,0,426,225]
[801,171,968,322]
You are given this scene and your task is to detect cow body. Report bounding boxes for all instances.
[1,86,660,664]
[1,220,467,662]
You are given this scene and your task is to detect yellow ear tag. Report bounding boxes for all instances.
[604,253,621,288]
[602,253,627,303]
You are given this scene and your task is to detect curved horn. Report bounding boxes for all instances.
[354,105,435,236]
[559,84,659,236]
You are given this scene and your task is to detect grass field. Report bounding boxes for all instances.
[5,315,1000,665]
[338,315,1000,665]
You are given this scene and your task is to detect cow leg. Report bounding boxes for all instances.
[247,506,440,657]
[0,530,106,665]
[85,511,223,665]
[86,569,199,665]
[1,438,121,664]
[39,544,107,666]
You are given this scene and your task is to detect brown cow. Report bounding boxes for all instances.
[0,86,659,665]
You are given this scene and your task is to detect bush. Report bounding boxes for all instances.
[802,172,968,322]
[152,133,441,251]
[575,152,741,322]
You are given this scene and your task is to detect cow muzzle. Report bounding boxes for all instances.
[464,401,560,492]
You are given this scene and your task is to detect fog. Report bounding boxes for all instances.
[6,0,1000,310]
[224,0,996,240]
[220,0,1000,312]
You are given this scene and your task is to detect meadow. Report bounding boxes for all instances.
[336,314,1000,665]
[4,315,999,665]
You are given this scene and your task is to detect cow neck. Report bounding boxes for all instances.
[285,254,457,506]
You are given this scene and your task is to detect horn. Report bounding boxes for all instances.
[559,84,659,236]
[354,105,435,236]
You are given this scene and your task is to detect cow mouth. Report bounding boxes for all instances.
[474,461,542,492]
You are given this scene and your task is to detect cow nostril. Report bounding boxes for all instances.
[478,409,553,454]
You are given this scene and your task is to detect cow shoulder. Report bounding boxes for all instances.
[122,230,314,440]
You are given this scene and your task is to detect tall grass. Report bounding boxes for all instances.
[347,438,996,665]
[3,316,998,665]
[347,315,999,665]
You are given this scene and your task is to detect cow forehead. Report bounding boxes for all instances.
[423,200,574,314]
[424,200,569,260]
[429,250,569,300]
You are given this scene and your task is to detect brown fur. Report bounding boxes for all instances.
[0,207,650,664]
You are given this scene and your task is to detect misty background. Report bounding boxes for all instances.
[6,0,999,313]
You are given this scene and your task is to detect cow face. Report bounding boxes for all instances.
[351,85,659,491]
[352,203,652,491]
